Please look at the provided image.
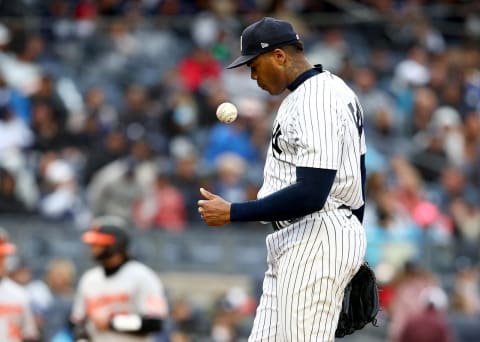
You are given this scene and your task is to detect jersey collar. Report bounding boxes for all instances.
[103,257,130,277]
[287,64,323,91]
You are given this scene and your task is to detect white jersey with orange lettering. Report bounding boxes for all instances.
[249,69,367,342]
[71,260,168,342]
[0,277,38,342]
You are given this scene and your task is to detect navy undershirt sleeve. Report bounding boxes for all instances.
[352,154,366,223]
[230,167,336,222]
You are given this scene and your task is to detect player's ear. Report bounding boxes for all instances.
[272,48,287,66]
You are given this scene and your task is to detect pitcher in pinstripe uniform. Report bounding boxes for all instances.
[198,17,367,342]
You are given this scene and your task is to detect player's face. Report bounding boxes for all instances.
[247,50,288,95]
[89,243,110,262]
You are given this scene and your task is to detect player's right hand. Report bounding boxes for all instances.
[198,188,231,226]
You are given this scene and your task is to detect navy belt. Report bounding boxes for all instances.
[271,205,351,231]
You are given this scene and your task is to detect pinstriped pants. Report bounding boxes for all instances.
[248,210,367,342]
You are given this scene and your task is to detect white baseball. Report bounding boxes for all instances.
[216,102,238,124]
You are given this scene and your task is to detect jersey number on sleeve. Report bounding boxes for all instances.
[347,100,364,140]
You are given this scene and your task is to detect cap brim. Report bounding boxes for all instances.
[82,231,116,246]
[226,54,258,69]
[0,242,16,255]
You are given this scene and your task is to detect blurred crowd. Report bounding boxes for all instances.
[1,0,480,341]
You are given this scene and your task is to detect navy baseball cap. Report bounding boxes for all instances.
[82,216,130,249]
[226,17,300,69]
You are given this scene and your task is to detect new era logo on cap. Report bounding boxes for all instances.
[227,17,300,69]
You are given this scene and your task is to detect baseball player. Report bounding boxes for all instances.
[198,17,367,341]
[0,228,39,342]
[71,216,168,342]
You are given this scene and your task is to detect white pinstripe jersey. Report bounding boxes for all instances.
[0,278,38,342]
[71,260,168,342]
[258,70,366,212]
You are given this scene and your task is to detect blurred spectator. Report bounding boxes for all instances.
[87,140,156,222]
[413,18,446,55]
[411,134,448,184]
[37,157,87,222]
[363,170,388,226]
[29,98,73,152]
[463,49,480,112]
[221,67,267,104]
[30,73,68,129]
[211,153,250,204]
[82,128,127,185]
[353,67,396,122]
[450,197,480,262]
[0,149,39,209]
[364,190,421,269]
[119,83,167,154]
[210,286,256,342]
[449,258,480,342]
[178,45,221,93]
[398,286,454,342]
[169,137,204,223]
[0,23,11,50]
[42,258,77,342]
[0,31,44,96]
[463,113,480,179]
[170,297,208,340]
[390,157,452,241]
[305,28,349,73]
[0,92,34,152]
[134,168,187,231]
[387,261,439,342]
[393,46,431,89]
[195,81,229,129]
[450,258,480,316]
[83,86,118,132]
[119,84,151,128]
[440,81,468,117]
[203,97,264,166]
[0,167,30,214]
[365,107,405,159]
[162,90,199,139]
[88,158,145,222]
[407,86,438,138]
[429,106,464,167]
[0,73,31,124]
[434,166,479,216]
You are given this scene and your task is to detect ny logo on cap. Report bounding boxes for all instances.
[261,42,269,48]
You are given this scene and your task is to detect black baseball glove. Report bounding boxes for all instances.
[335,262,380,338]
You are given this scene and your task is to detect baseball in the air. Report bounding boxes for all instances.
[216,102,238,124]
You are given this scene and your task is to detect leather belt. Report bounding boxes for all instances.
[271,205,351,231]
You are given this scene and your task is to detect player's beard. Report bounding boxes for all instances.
[94,246,116,261]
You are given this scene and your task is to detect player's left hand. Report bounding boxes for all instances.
[198,188,231,226]
[90,309,111,331]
